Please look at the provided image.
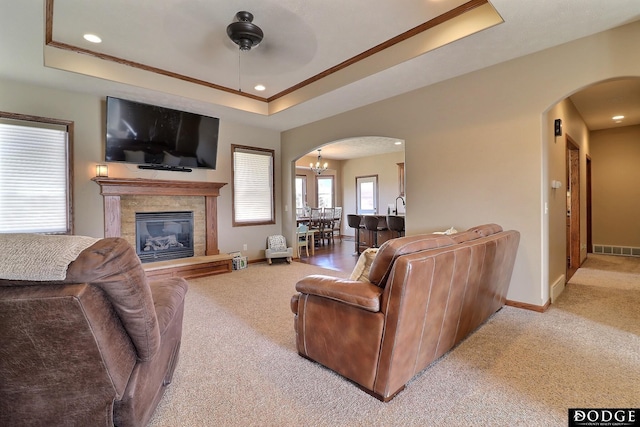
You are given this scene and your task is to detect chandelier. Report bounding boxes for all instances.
[310,149,328,175]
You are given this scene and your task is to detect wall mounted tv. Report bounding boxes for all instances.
[105,96,219,171]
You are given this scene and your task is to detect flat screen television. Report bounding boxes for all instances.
[105,96,219,171]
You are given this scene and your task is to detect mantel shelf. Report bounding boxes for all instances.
[91,177,226,197]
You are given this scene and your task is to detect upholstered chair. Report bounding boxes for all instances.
[265,234,293,264]
[0,235,188,427]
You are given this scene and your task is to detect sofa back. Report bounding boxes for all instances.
[65,238,161,361]
[0,237,164,424]
[371,226,520,398]
[0,281,138,423]
[0,237,160,361]
[368,224,505,287]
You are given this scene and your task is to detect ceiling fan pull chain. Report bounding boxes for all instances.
[238,50,242,92]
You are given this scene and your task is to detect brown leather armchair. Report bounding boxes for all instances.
[0,237,188,426]
[291,224,519,401]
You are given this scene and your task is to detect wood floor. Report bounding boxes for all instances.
[296,236,359,273]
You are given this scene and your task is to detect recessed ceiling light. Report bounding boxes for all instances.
[254,84,266,91]
[612,115,625,120]
[83,34,102,43]
[394,141,402,145]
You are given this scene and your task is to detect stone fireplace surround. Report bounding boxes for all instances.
[92,177,232,278]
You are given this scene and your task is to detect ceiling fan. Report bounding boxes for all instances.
[226,11,263,51]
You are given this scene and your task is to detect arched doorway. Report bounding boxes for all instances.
[546,77,640,301]
[293,136,405,264]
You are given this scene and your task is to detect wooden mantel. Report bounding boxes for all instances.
[92,177,227,255]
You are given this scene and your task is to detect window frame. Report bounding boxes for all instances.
[316,174,335,208]
[295,174,308,209]
[231,144,276,227]
[0,111,74,234]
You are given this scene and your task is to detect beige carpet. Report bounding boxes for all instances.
[148,255,640,427]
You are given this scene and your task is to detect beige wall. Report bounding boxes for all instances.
[281,21,640,307]
[0,80,282,260]
[590,124,640,248]
[545,99,590,290]
[341,151,405,237]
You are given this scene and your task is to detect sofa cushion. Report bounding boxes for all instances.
[268,235,288,252]
[368,234,457,287]
[349,248,378,283]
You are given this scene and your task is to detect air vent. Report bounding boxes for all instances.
[593,244,640,257]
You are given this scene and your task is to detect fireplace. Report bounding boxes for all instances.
[135,211,194,263]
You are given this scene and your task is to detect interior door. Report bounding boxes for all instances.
[566,137,581,280]
[356,175,378,215]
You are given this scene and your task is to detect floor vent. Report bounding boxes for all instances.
[593,245,640,257]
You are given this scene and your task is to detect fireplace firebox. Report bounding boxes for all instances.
[135,211,194,263]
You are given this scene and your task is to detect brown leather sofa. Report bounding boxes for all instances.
[0,237,188,426]
[291,224,519,401]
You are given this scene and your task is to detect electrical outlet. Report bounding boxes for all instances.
[243,244,247,251]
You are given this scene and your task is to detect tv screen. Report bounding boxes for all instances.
[105,96,219,170]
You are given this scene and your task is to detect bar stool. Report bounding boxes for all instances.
[364,216,385,248]
[386,215,405,238]
[347,214,362,255]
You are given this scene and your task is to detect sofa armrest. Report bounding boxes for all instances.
[295,274,383,312]
[148,278,188,335]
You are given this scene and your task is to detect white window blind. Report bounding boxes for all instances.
[0,120,69,233]
[232,145,275,225]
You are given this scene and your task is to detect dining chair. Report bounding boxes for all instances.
[332,207,343,242]
[309,208,324,245]
[296,224,310,257]
[323,208,335,245]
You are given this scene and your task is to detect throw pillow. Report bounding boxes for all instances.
[432,227,458,235]
[268,235,287,252]
[350,248,379,283]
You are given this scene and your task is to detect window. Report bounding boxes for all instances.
[232,145,275,226]
[356,175,378,214]
[0,112,73,234]
[316,175,334,208]
[295,175,307,208]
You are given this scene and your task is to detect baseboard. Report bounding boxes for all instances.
[506,299,550,313]
[550,274,566,304]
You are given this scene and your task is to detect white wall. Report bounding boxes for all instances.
[0,80,281,260]
[281,21,640,308]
